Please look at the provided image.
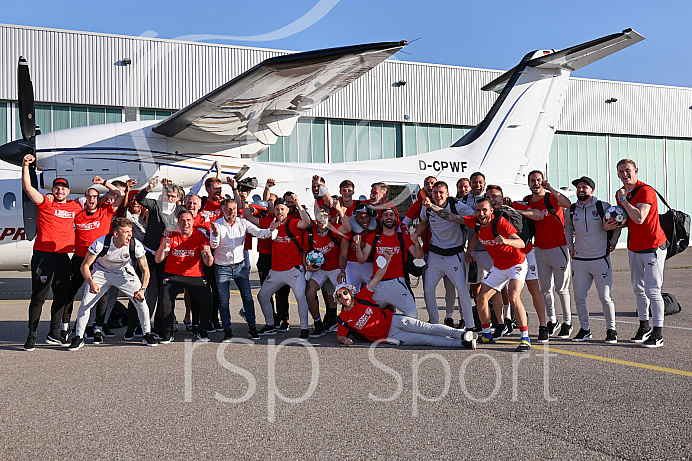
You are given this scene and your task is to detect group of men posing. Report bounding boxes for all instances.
[20,151,670,352]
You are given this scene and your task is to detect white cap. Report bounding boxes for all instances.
[333,282,356,298]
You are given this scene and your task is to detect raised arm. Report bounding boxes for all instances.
[365,249,393,292]
[155,237,170,264]
[422,197,465,224]
[543,180,572,208]
[21,154,44,205]
[294,195,313,230]
[495,233,525,250]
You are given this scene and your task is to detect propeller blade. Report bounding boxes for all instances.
[18,56,36,142]
[22,162,38,241]
[234,165,250,181]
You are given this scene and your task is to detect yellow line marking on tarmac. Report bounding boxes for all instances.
[496,339,692,378]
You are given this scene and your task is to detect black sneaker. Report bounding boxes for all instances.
[546,321,560,337]
[477,333,495,345]
[642,335,663,348]
[557,323,573,339]
[68,336,85,351]
[492,323,509,339]
[206,321,216,334]
[92,331,104,344]
[504,318,514,336]
[605,329,618,344]
[159,333,174,344]
[310,320,326,338]
[299,329,310,340]
[572,328,592,342]
[323,317,338,332]
[23,334,37,351]
[101,325,116,338]
[258,325,277,336]
[84,325,95,339]
[537,326,549,343]
[46,333,70,347]
[461,331,477,350]
[515,338,532,352]
[124,327,135,341]
[248,326,260,340]
[222,330,234,342]
[456,319,466,330]
[239,309,247,322]
[60,329,70,343]
[277,320,290,332]
[143,333,159,346]
[213,320,223,332]
[444,318,455,328]
[134,325,144,337]
[631,327,652,344]
[195,331,210,343]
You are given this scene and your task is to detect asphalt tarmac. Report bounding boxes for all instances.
[0,249,690,460]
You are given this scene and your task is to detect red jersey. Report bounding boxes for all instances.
[347,228,375,263]
[162,229,209,277]
[366,227,414,279]
[192,213,211,233]
[256,216,274,255]
[309,223,348,271]
[240,204,263,250]
[526,193,566,249]
[405,200,430,254]
[271,219,304,271]
[74,202,115,257]
[200,199,222,223]
[337,288,392,341]
[329,199,359,222]
[624,181,667,252]
[34,195,83,253]
[510,201,534,254]
[464,216,525,270]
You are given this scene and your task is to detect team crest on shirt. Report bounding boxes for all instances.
[592,210,600,218]
[39,276,47,283]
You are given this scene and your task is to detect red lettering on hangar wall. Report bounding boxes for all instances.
[0,228,26,240]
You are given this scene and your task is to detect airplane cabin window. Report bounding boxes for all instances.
[3,192,16,210]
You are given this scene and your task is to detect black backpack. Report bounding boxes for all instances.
[628,185,690,260]
[524,192,562,226]
[476,208,534,245]
[97,233,139,270]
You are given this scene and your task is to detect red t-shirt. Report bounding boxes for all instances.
[366,227,414,279]
[624,181,667,252]
[526,193,566,249]
[271,219,304,271]
[200,199,222,223]
[309,223,348,271]
[256,216,274,255]
[347,228,376,263]
[240,204,263,250]
[405,200,431,254]
[74,202,115,257]
[192,213,212,233]
[34,195,83,253]
[510,201,534,254]
[464,216,525,270]
[329,199,359,222]
[337,287,392,341]
[162,229,209,277]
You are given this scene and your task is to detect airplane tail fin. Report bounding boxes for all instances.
[451,29,644,185]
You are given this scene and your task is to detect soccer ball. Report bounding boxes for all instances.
[306,250,326,269]
[605,205,627,225]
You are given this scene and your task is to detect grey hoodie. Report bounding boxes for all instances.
[565,195,621,259]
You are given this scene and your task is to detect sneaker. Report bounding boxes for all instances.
[60,329,70,343]
[222,330,234,342]
[557,323,573,339]
[84,325,95,339]
[68,336,85,351]
[572,328,592,342]
[206,321,216,334]
[492,323,509,339]
[184,319,193,331]
[477,333,496,345]
[92,331,104,344]
[134,325,144,337]
[444,318,455,328]
[159,333,174,344]
[504,318,514,336]
[239,309,247,322]
[310,320,327,338]
[537,326,549,343]
[101,325,116,337]
[456,319,466,330]
[546,321,560,337]
[213,320,223,332]
[124,328,135,341]
[515,338,532,352]
[461,331,477,350]
[248,326,260,340]
[277,320,290,332]
[631,327,652,344]
[472,325,482,333]
[23,334,36,351]
[143,333,159,346]
[258,325,277,336]
[46,333,70,347]
[605,329,618,344]
[195,331,210,343]
[642,335,663,348]
[324,317,338,332]
[299,329,310,341]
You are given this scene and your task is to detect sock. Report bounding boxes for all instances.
[481,323,491,336]
[652,326,662,337]
[314,316,322,323]
[62,322,69,331]
[549,316,557,324]
[640,320,650,330]
[503,304,511,319]
[520,325,529,339]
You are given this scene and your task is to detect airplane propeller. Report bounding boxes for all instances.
[18,56,38,241]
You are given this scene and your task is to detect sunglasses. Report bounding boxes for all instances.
[335,291,349,299]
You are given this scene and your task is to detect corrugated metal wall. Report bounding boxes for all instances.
[1,24,691,139]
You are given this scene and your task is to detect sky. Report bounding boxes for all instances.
[2,0,691,87]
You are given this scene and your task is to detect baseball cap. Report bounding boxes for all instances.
[52,177,70,188]
[353,202,377,217]
[571,176,595,189]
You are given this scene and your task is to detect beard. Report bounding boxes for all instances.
[383,219,397,229]
[577,193,590,202]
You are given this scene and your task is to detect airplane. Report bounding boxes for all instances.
[0,29,644,271]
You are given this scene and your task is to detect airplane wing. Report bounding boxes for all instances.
[152,41,407,146]
[481,28,644,93]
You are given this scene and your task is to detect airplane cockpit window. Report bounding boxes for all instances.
[3,192,16,210]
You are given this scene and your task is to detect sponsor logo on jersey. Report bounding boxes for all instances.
[53,209,76,219]
[354,307,373,329]
[172,249,196,258]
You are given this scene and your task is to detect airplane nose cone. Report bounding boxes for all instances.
[0,140,30,166]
